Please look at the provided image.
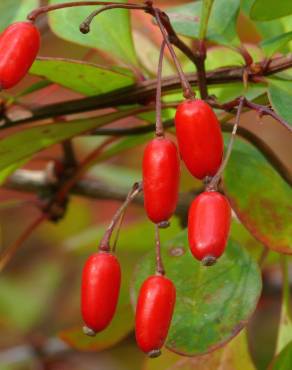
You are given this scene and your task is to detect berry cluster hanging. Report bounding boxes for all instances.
[1,0,287,360]
[0,2,234,359]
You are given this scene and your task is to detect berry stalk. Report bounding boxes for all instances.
[99,182,142,252]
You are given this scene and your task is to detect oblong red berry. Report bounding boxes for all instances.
[135,275,176,357]
[175,99,223,180]
[188,191,231,265]
[0,22,40,89]
[81,252,121,333]
[143,137,180,223]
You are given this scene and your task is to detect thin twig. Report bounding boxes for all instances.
[79,3,146,33]
[207,97,245,190]
[194,0,214,98]
[244,99,291,132]
[154,8,194,99]
[99,182,142,252]
[27,1,148,22]
[41,137,118,222]
[5,169,199,220]
[155,224,165,275]
[155,40,166,137]
[112,210,126,253]
[211,96,292,133]
[62,140,77,169]
[53,137,117,206]
[2,56,291,128]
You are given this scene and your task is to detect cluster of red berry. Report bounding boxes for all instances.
[82,99,231,357]
[0,20,231,359]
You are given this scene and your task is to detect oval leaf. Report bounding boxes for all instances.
[132,231,262,356]
[48,0,138,66]
[166,0,240,46]
[144,330,255,370]
[268,79,292,125]
[250,0,292,21]
[261,32,292,57]
[0,0,39,32]
[30,57,135,96]
[223,139,292,254]
[0,109,140,171]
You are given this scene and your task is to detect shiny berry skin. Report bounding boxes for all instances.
[135,275,176,357]
[188,191,231,265]
[0,22,40,89]
[175,99,223,180]
[81,252,121,333]
[143,137,180,224]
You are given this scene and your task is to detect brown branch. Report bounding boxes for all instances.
[2,55,291,128]
[4,169,198,219]
[88,119,292,186]
[221,122,292,186]
[210,96,291,132]
[62,140,77,169]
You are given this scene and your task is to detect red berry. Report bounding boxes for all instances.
[81,252,121,333]
[188,191,231,265]
[135,275,176,357]
[0,22,40,89]
[143,137,180,223]
[175,99,223,180]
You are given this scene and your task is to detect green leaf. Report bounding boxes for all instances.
[0,109,139,171]
[205,45,263,71]
[250,0,292,21]
[209,83,266,104]
[0,0,39,31]
[223,139,292,254]
[166,0,240,46]
[16,80,52,98]
[48,0,138,66]
[144,330,255,369]
[132,232,262,356]
[276,258,292,355]
[59,304,134,351]
[231,220,279,266]
[261,32,292,57]
[271,341,292,370]
[198,0,214,40]
[268,79,292,125]
[30,57,135,96]
[133,31,174,76]
[241,1,292,44]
